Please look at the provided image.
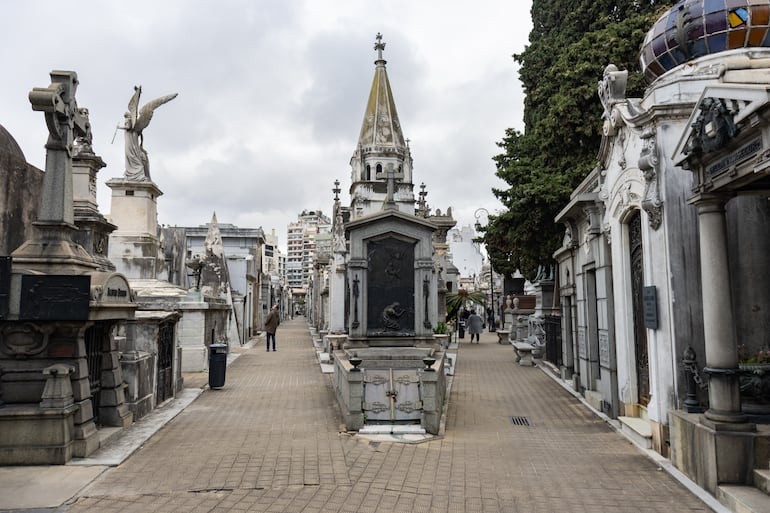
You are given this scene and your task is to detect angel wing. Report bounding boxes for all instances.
[134,92,178,133]
[127,85,142,128]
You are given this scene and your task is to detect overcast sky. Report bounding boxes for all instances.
[1,1,531,252]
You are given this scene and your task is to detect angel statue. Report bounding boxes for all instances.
[119,86,177,181]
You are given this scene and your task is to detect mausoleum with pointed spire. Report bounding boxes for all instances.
[349,33,415,218]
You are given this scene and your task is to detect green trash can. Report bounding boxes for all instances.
[208,344,228,389]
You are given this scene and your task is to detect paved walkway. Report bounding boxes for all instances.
[16,319,719,512]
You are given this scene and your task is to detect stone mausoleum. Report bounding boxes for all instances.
[554,0,770,501]
[326,35,453,435]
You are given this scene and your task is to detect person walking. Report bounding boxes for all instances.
[467,308,484,343]
[264,305,280,352]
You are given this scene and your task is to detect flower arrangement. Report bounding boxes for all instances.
[738,344,770,365]
[433,322,449,335]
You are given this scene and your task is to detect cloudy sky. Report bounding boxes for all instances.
[1,1,531,252]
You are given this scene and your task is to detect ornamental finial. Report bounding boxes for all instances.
[374,32,386,61]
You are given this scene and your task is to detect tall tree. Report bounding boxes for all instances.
[484,0,673,279]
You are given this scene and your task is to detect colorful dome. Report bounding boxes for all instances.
[641,0,770,82]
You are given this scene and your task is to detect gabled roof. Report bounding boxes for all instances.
[345,207,436,233]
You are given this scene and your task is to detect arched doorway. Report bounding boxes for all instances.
[628,210,649,406]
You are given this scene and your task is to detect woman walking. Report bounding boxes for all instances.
[467,309,484,343]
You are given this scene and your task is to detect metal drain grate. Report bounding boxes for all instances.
[510,416,531,426]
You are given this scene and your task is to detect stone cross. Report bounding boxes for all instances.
[29,70,89,226]
[374,33,386,61]
[383,163,397,209]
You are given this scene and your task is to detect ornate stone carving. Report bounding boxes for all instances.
[0,323,54,357]
[119,86,178,182]
[685,97,738,158]
[598,64,628,137]
[639,128,663,230]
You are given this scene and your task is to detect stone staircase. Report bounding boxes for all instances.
[718,469,770,513]
[716,426,770,513]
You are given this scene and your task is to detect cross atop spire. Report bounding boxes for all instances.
[374,32,386,62]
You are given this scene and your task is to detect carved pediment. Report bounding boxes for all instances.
[90,272,134,304]
[674,84,770,170]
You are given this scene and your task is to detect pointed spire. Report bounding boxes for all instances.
[357,33,406,150]
[204,211,224,257]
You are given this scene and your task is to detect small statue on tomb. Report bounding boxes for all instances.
[119,85,177,181]
[382,302,405,331]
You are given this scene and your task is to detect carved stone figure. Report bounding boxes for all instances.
[382,302,405,330]
[120,86,177,181]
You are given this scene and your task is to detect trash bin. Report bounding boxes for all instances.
[458,320,465,339]
[208,344,228,389]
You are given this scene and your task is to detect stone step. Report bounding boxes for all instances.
[97,427,123,449]
[359,424,426,435]
[718,485,770,513]
[618,416,652,449]
[755,469,770,495]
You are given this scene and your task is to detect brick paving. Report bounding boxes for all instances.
[63,319,715,512]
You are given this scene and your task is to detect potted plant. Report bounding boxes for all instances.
[433,322,450,348]
[738,343,770,406]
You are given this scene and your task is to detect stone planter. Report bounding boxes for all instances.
[738,363,770,408]
[433,333,449,350]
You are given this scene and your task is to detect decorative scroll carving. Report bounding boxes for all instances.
[598,64,628,137]
[639,128,663,230]
[395,374,417,385]
[396,401,423,414]
[0,323,54,357]
[365,402,388,414]
[365,374,388,386]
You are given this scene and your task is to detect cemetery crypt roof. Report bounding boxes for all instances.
[641,0,770,82]
[0,123,25,162]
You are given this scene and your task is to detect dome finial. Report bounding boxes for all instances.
[374,32,386,62]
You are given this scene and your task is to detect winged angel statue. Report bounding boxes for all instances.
[120,86,177,181]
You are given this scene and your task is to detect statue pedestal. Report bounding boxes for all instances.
[107,179,164,280]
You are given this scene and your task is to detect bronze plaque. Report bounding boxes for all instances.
[20,275,90,320]
[367,237,415,336]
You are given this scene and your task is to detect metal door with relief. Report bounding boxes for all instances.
[362,368,423,423]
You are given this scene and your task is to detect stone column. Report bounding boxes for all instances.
[696,197,746,424]
[329,254,347,333]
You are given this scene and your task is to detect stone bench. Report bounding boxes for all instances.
[511,341,535,366]
[496,330,510,344]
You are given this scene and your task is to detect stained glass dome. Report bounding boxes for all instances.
[641,0,770,82]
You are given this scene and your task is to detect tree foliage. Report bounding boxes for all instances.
[483,0,673,279]
[445,288,487,321]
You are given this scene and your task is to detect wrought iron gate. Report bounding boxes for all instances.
[362,369,422,423]
[544,315,562,367]
[84,323,107,425]
[156,320,175,404]
[629,211,650,406]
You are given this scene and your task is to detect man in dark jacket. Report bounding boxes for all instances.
[264,305,280,352]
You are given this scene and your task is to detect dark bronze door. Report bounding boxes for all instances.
[84,323,106,425]
[156,321,175,404]
[629,211,650,406]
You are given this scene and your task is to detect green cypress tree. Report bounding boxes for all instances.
[484,0,673,279]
